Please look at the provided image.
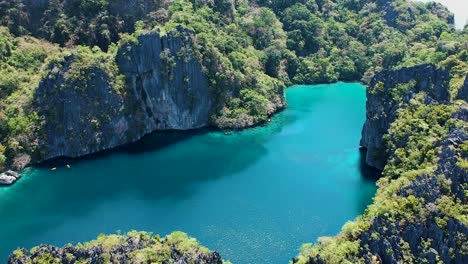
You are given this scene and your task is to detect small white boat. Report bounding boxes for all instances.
[51,167,57,171]
[66,164,71,169]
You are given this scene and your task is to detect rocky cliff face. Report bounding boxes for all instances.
[35,27,211,160]
[360,64,451,169]
[297,64,467,264]
[358,109,468,264]
[116,27,212,130]
[357,65,467,263]
[458,76,468,100]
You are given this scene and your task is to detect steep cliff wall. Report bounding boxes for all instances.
[35,27,212,161]
[360,64,451,169]
[116,27,212,130]
[295,65,467,264]
[357,108,468,263]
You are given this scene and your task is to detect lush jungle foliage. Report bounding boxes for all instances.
[1,0,462,83]
[0,0,466,169]
[1,0,467,263]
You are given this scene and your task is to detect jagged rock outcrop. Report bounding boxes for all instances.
[360,64,451,169]
[359,214,468,264]
[8,231,224,264]
[426,2,455,25]
[376,0,412,29]
[35,27,212,160]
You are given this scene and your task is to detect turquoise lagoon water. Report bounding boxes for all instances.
[0,83,379,263]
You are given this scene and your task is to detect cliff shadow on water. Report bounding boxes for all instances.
[358,147,382,181]
[0,119,285,239]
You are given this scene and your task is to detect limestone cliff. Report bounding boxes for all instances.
[295,64,467,264]
[35,27,212,161]
[357,109,468,263]
[360,64,451,169]
[116,27,212,130]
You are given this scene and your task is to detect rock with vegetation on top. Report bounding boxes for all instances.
[8,231,225,264]
[0,0,459,176]
[294,64,468,264]
[35,26,212,161]
[360,64,451,170]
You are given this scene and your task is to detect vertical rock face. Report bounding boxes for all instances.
[35,56,128,160]
[302,67,467,264]
[35,27,212,160]
[360,64,451,169]
[357,106,468,264]
[116,27,212,130]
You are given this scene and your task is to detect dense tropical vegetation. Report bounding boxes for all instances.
[1,0,467,263]
[0,0,466,169]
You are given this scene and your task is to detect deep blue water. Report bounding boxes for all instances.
[0,83,378,263]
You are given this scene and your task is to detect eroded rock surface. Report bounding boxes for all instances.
[361,64,451,169]
[35,27,211,161]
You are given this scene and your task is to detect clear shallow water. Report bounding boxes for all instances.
[0,83,378,263]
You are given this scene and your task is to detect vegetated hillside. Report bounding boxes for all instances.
[8,231,226,264]
[0,0,464,174]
